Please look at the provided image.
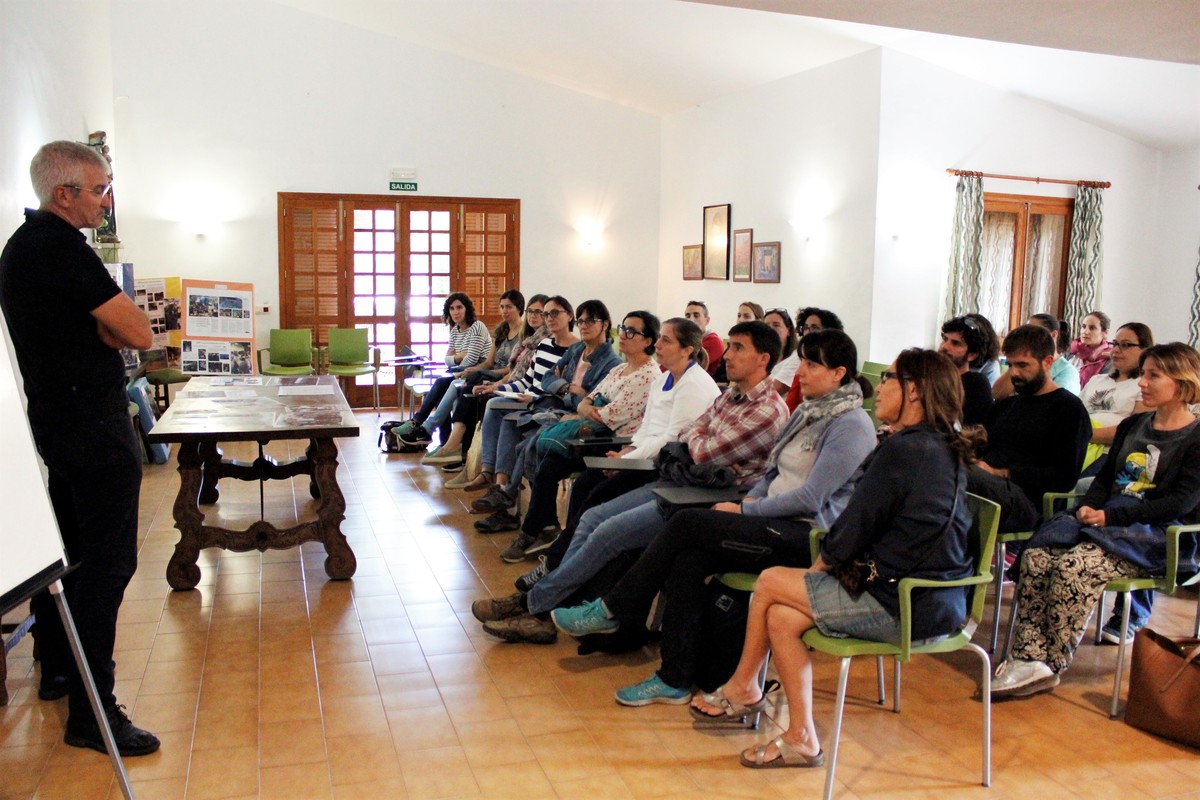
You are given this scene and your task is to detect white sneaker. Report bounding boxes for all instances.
[991,659,1059,697]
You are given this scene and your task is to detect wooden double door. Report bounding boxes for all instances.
[278,193,520,407]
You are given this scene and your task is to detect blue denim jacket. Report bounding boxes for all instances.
[539,341,622,411]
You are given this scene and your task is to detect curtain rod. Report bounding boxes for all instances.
[946,169,1110,189]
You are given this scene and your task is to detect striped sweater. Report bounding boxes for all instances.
[499,337,569,395]
[446,320,491,368]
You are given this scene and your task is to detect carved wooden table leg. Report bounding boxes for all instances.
[198,441,223,505]
[167,441,206,590]
[307,438,356,579]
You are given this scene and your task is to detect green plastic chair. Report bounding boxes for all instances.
[1092,523,1200,719]
[802,493,1001,800]
[324,327,381,411]
[145,367,190,411]
[256,328,316,376]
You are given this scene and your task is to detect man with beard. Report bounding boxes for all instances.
[939,315,994,425]
[968,324,1090,532]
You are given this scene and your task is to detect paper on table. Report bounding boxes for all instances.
[278,385,335,396]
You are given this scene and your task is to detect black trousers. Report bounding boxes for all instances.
[604,507,812,689]
[967,464,1039,533]
[539,468,659,570]
[30,410,142,721]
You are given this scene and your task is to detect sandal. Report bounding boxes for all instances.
[689,686,767,725]
[739,736,824,770]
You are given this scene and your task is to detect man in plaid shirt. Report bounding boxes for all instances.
[476,321,788,644]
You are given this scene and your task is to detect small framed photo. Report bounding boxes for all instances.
[752,241,781,283]
[732,229,753,282]
[703,204,730,280]
[682,244,703,280]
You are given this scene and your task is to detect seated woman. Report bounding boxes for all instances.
[500,310,664,549]
[473,299,622,537]
[444,296,548,486]
[421,289,537,466]
[1069,311,1114,390]
[992,342,1200,699]
[467,295,578,497]
[763,308,799,394]
[548,330,879,703]
[736,301,764,322]
[685,348,980,768]
[395,292,491,448]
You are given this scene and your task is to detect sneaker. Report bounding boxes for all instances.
[393,420,419,437]
[422,446,463,465]
[398,426,433,446]
[515,555,550,593]
[1100,616,1145,645]
[615,673,692,707]
[471,592,526,623]
[482,613,558,644]
[476,510,521,535]
[471,486,513,514]
[498,532,536,561]
[64,704,161,757]
[990,659,1059,698]
[445,469,473,489]
[498,528,559,562]
[551,598,619,636]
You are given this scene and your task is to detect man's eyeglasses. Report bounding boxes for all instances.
[543,309,570,320]
[62,183,113,198]
[1110,340,1141,350]
[880,370,906,384]
[616,324,648,339]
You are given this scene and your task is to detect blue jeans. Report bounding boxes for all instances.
[480,396,523,476]
[1113,590,1153,626]
[420,379,460,437]
[527,485,663,614]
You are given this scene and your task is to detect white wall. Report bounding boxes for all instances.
[658,51,883,342]
[872,50,1166,360]
[1147,146,1200,343]
[107,0,661,340]
[0,1,115,238]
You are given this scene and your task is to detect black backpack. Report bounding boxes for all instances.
[567,549,660,655]
[378,420,406,452]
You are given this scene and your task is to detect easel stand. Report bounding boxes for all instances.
[48,580,135,799]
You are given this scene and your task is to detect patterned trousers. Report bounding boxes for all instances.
[1011,542,1144,672]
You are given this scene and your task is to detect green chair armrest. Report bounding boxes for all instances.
[895,573,993,662]
[1043,491,1081,518]
[808,527,828,565]
[1165,523,1200,588]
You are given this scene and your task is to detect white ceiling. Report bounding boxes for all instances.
[269,0,1200,150]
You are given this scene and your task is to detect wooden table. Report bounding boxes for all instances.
[147,375,360,590]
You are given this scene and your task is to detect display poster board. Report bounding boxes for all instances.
[103,262,139,369]
[0,309,67,614]
[181,280,255,376]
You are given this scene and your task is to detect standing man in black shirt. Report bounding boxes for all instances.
[0,140,158,755]
[939,315,994,426]
[968,324,1091,533]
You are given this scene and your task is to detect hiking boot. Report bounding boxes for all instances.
[475,510,521,535]
[471,592,526,623]
[482,613,558,644]
[471,485,513,514]
[515,555,549,593]
[64,704,160,757]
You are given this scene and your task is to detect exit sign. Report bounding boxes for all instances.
[389,181,418,191]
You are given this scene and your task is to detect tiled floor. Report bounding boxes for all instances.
[2,411,1199,799]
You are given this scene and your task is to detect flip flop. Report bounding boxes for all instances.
[739,736,825,769]
[689,686,767,725]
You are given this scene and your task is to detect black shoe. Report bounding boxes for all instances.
[475,510,521,534]
[37,674,69,701]
[441,460,466,473]
[64,704,161,757]
[398,427,433,446]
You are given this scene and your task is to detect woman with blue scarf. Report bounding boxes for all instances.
[553,329,877,706]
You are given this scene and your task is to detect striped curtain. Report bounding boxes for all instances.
[1189,243,1200,348]
[944,174,985,318]
[1062,185,1104,332]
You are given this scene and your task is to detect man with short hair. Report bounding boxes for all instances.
[475,321,788,644]
[685,300,724,377]
[0,140,158,756]
[939,315,994,425]
[968,324,1090,533]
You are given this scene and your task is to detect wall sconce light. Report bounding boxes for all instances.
[577,219,603,251]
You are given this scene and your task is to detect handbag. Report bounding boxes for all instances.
[1124,628,1200,748]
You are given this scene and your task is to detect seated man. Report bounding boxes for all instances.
[968,324,1091,533]
[685,300,725,378]
[473,320,789,643]
[993,312,1081,399]
[938,315,994,426]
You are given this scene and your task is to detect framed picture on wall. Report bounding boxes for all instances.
[703,204,730,280]
[752,241,781,283]
[732,228,753,282]
[682,244,703,280]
